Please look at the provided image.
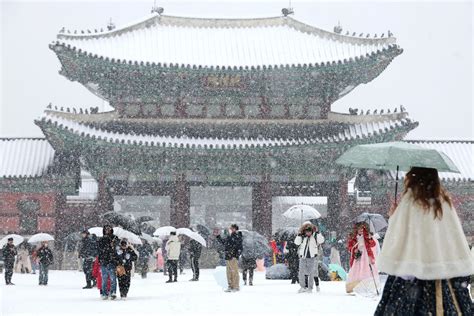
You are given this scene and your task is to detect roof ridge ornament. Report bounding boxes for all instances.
[151,2,164,15]
[333,21,342,34]
[107,18,115,31]
[281,7,294,17]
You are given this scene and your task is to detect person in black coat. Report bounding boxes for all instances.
[37,241,53,286]
[115,239,138,299]
[97,224,120,300]
[2,238,17,285]
[79,230,97,288]
[215,224,243,292]
[137,240,153,279]
[285,240,299,284]
[189,238,202,281]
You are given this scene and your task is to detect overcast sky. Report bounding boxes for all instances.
[1,0,472,140]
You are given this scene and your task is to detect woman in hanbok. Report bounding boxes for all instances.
[345,222,379,294]
[375,167,473,315]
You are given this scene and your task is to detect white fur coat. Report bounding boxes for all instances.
[378,189,474,280]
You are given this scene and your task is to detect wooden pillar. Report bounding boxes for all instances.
[252,174,272,239]
[326,176,349,237]
[170,174,190,228]
[54,192,67,269]
[97,174,113,215]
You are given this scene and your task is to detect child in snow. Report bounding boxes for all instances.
[375,167,473,315]
[115,239,138,299]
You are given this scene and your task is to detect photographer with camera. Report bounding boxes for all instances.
[294,222,325,293]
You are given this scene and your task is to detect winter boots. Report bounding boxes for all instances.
[83,281,93,289]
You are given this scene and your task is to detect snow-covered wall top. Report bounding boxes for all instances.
[55,14,396,67]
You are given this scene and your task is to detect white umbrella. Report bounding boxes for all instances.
[283,205,321,225]
[176,228,193,236]
[88,227,103,237]
[189,232,207,247]
[0,234,24,247]
[114,227,142,245]
[140,233,155,243]
[153,226,176,236]
[28,233,54,243]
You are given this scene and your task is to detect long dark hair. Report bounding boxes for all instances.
[403,167,452,219]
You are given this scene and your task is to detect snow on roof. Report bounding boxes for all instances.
[0,138,55,178]
[39,111,413,150]
[405,140,474,182]
[55,14,396,67]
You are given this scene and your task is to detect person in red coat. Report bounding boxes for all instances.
[345,222,379,294]
[92,257,110,296]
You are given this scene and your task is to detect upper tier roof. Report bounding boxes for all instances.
[55,13,396,67]
[0,138,55,178]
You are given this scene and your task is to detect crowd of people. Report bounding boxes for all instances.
[1,167,473,313]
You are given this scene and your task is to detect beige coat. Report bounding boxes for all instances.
[165,235,181,260]
[15,247,32,273]
[378,189,474,280]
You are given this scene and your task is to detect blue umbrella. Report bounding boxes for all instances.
[329,263,347,281]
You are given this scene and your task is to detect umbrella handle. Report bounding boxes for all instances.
[394,165,399,204]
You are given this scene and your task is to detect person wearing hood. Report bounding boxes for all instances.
[115,239,138,299]
[97,224,119,300]
[2,237,17,285]
[216,224,243,292]
[375,167,474,315]
[79,230,97,289]
[37,241,53,286]
[165,231,181,283]
[294,222,325,293]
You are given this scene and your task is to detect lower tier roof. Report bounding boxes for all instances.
[37,110,418,150]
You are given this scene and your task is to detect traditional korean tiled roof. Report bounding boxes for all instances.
[404,140,473,182]
[37,109,417,150]
[0,138,55,178]
[54,13,398,67]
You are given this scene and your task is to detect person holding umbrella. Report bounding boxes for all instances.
[375,167,474,315]
[165,230,181,283]
[37,241,53,286]
[294,222,325,293]
[2,238,17,285]
[97,224,119,300]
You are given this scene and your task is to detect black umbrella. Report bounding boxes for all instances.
[241,230,271,259]
[274,227,299,242]
[195,224,211,239]
[101,212,141,234]
[136,215,155,223]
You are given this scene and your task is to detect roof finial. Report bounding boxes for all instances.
[282,1,294,17]
[333,21,342,34]
[107,18,115,31]
[151,1,164,15]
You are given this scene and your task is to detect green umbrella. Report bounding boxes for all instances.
[336,142,460,201]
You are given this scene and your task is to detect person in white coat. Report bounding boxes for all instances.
[375,167,474,315]
[165,231,181,283]
[294,222,325,293]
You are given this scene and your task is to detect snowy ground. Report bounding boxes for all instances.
[0,269,380,316]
